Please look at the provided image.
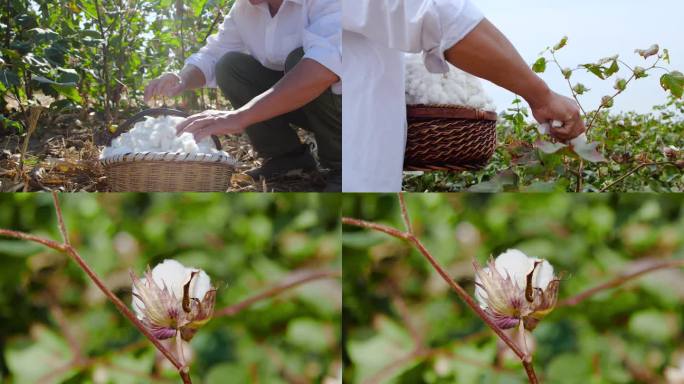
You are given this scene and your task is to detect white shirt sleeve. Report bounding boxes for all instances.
[343,0,484,73]
[185,7,246,88]
[303,0,342,78]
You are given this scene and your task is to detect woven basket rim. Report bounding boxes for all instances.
[407,104,498,121]
[100,151,237,167]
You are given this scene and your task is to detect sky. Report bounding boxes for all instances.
[474,0,683,114]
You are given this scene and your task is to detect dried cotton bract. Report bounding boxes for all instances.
[404,53,496,111]
[474,249,560,331]
[131,259,216,341]
[101,115,231,158]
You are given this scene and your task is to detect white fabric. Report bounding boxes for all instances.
[342,0,485,192]
[186,0,341,94]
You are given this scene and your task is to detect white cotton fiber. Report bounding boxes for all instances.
[404,53,496,112]
[101,115,231,159]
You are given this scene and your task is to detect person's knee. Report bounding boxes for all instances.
[215,51,253,89]
[284,47,305,73]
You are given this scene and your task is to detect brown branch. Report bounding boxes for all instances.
[52,192,70,245]
[215,269,339,318]
[559,258,684,307]
[1,193,192,384]
[599,161,679,192]
[343,194,539,384]
[398,193,413,234]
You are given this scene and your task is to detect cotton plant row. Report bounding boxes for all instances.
[342,195,684,384]
[530,38,683,165]
[100,115,231,158]
[404,53,497,112]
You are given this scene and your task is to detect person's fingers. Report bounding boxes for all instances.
[180,117,219,141]
[176,113,213,134]
[165,83,184,98]
[144,79,160,104]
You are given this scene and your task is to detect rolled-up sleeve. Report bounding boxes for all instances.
[303,0,342,80]
[425,0,484,73]
[185,7,245,87]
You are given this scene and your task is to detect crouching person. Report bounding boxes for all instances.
[144,0,342,191]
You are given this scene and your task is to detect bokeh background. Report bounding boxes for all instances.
[342,193,684,383]
[0,193,341,383]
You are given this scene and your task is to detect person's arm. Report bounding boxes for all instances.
[176,0,342,140]
[176,59,338,141]
[444,19,585,141]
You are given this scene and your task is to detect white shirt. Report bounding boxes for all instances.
[342,0,484,192]
[186,0,341,94]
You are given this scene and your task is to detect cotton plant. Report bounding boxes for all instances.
[130,259,216,366]
[473,249,560,354]
[534,120,607,163]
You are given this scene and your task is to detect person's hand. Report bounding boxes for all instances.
[144,73,185,104]
[529,91,585,142]
[176,110,247,142]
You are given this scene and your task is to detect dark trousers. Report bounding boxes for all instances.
[215,48,342,171]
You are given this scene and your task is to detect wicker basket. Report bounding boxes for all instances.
[404,104,498,171]
[101,108,236,192]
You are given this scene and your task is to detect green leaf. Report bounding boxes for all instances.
[547,354,591,383]
[0,240,44,257]
[0,69,21,88]
[206,363,250,384]
[553,36,568,51]
[604,60,620,77]
[532,57,547,73]
[534,139,566,154]
[286,318,331,353]
[348,316,416,383]
[5,325,76,384]
[660,71,684,99]
[628,310,680,342]
[582,64,605,80]
[571,140,607,163]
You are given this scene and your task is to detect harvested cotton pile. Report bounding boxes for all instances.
[404,53,496,111]
[100,115,231,159]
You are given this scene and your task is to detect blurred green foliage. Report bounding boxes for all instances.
[0,193,341,383]
[342,194,684,383]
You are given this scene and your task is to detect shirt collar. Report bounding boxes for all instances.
[249,0,303,11]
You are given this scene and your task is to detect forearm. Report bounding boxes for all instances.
[444,19,551,107]
[235,59,338,126]
[179,64,207,91]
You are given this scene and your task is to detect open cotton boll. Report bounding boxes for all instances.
[404,53,496,111]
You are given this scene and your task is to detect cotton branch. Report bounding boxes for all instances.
[342,194,539,384]
[0,192,192,384]
[215,269,339,318]
[559,258,684,307]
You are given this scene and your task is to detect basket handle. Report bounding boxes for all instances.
[112,108,223,150]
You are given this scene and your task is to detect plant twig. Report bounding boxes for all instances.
[0,193,192,384]
[343,194,539,384]
[215,269,339,317]
[559,258,684,307]
[398,193,413,234]
[599,161,678,192]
